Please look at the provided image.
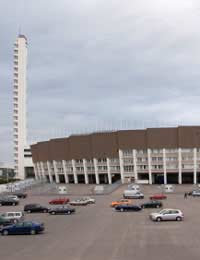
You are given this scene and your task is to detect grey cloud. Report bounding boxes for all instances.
[1,0,200,163]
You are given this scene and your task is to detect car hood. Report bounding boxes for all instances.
[150,213,160,217]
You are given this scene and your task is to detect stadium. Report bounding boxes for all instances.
[31,126,200,185]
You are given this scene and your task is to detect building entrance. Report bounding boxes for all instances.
[68,174,74,183]
[99,174,108,184]
[88,174,96,184]
[182,172,193,184]
[167,173,178,184]
[152,173,164,184]
[77,174,85,184]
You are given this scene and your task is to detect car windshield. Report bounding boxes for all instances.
[159,209,168,214]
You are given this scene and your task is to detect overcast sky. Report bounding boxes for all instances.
[1,0,200,164]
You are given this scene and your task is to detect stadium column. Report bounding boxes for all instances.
[33,163,39,180]
[40,162,46,181]
[106,158,112,184]
[47,161,53,183]
[163,149,167,185]
[53,160,60,183]
[83,159,89,184]
[72,159,78,184]
[193,148,197,184]
[93,158,99,184]
[133,149,138,182]
[178,148,182,184]
[36,163,42,180]
[62,160,69,184]
[119,149,125,184]
[147,149,152,184]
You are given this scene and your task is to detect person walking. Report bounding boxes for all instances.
[184,192,188,199]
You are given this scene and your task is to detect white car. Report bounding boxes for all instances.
[82,197,95,204]
[0,212,24,223]
[123,190,144,199]
[70,199,88,206]
[5,195,19,202]
[150,208,184,222]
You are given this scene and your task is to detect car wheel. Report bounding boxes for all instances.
[27,210,31,213]
[43,209,48,213]
[67,211,71,215]
[156,205,160,208]
[2,230,8,236]
[30,229,36,235]
[51,211,56,215]
[13,219,18,224]
[0,203,2,206]
[12,202,16,206]
[156,217,162,222]
[120,208,124,212]
[176,217,182,221]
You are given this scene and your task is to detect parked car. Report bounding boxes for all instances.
[13,192,27,199]
[189,190,200,197]
[0,212,24,223]
[5,195,19,202]
[0,216,14,227]
[49,198,70,205]
[70,199,88,206]
[123,190,144,199]
[115,204,142,212]
[0,197,19,206]
[49,206,75,215]
[0,221,45,235]
[149,194,167,200]
[127,184,141,192]
[150,208,184,222]
[111,199,133,207]
[24,204,49,213]
[140,200,163,209]
[82,197,96,204]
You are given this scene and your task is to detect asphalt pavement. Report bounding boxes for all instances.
[0,184,199,260]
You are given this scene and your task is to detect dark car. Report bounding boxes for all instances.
[24,204,49,213]
[0,198,19,206]
[48,206,75,215]
[0,216,14,227]
[140,200,163,209]
[115,204,142,212]
[13,193,27,199]
[0,221,44,235]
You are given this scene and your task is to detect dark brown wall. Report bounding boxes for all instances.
[178,126,200,148]
[48,138,67,161]
[31,126,200,162]
[117,130,146,149]
[35,141,50,162]
[30,144,39,163]
[68,135,92,160]
[91,132,118,158]
[147,128,178,149]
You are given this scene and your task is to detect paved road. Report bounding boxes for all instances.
[0,184,199,260]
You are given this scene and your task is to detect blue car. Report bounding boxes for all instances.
[115,204,142,212]
[0,221,45,235]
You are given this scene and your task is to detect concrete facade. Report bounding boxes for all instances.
[13,35,28,179]
[31,127,200,185]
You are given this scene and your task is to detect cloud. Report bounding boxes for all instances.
[1,0,200,163]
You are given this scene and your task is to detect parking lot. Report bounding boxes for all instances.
[0,184,200,260]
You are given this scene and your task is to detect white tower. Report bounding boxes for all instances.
[13,34,28,179]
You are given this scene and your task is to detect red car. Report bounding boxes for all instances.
[49,198,70,205]
[149,194,167,200]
